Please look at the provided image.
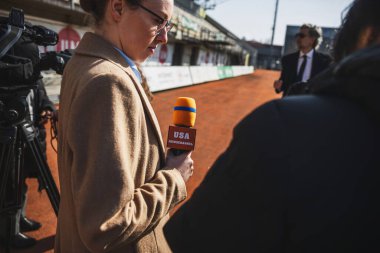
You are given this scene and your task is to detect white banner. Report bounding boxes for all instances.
[189,66,219,84]
[143,66,193,92]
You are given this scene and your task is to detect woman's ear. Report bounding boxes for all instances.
[109,0,124,21]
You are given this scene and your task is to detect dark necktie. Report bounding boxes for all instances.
[296,55,307,82]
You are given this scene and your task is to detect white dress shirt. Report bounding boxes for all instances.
[297,49,314,82]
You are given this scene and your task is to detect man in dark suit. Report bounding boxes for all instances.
[274,24,332,96]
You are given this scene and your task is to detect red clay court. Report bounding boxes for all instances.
[5,69,281,253]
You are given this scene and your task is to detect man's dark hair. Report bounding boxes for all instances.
[333,0,380,62]
[300,24,322,48]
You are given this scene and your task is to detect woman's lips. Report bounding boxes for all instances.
[148,46,157,54]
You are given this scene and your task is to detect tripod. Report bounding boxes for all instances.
[0,86,60,252]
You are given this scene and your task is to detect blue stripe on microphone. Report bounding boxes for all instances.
[174,106,196,113]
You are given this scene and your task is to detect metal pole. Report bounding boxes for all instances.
[271,0,279,47]
[269,0,279,69]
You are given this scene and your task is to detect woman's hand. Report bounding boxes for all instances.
[166,150,194,182]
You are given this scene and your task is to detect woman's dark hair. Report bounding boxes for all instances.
[136,64,154,102]
[334,0,380,62]
[80,0,141,25]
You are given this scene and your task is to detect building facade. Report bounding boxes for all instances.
[0,0,255,67]
[0,0,255,99]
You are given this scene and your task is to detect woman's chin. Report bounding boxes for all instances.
[148,47,156,55]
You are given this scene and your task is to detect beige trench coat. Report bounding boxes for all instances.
[55,32,187,253]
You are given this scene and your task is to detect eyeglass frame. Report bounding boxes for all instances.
[136,3,174,34]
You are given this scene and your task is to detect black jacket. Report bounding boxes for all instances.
[279,50,332,95]
[164,45,380,253]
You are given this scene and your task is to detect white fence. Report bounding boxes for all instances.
[143,65,254,92]
[44,65,254,102]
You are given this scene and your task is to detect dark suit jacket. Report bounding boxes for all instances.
[279,50,332,95]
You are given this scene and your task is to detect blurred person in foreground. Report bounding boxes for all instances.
[55,0,194,252]
[164,0,380,252]
[273,24,332,96]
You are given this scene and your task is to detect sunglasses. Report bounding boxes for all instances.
[137,3,174,35]
[295,33,308,38]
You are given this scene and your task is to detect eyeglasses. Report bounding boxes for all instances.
[137,3,174,34]
[295,33,308,39]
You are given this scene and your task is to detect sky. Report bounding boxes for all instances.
[206,0,354,45]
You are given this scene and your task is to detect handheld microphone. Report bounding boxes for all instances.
[167,97,196,156]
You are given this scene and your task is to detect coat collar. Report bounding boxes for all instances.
[75,32,166,159]
[310,44,380,124]
[299,49,314,59]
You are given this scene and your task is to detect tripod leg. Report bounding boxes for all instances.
[0,127,18,211]
[5,215,12,253]
[21,122,60,216]
[0,127,23,252]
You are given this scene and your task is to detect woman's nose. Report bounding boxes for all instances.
[155,28,169,44]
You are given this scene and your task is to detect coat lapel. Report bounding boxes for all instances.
[75,33,166,161]
[311,51,321,78]
[291,52,299,78]
[125,67,167,160]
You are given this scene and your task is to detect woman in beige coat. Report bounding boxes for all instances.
[55,0,194,252]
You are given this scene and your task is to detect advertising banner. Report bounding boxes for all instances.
[144,66,193,92]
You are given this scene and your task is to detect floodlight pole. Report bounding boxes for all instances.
[269,0,279,69]
[271,0,279,47]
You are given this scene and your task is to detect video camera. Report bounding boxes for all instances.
[0,8,71,87]
[0,8,61,226]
